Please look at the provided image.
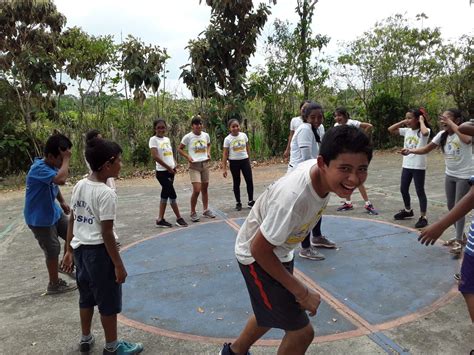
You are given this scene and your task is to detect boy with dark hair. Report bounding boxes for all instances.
[24,133,76,294]
[62,138,143,354]
[222,125,373,355]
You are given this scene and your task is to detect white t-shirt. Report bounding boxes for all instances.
[432,131,473,179]
[223,132,249,160]
[399,128,431,170]
[289,123,319,170]
[235,159,330,265]
[70,178,118,249]
[334,119,361,128]
[148,136,175,171]
[290,116,303,131]
[180,132,210,162]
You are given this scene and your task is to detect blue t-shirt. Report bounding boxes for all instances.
[24,158,62,227]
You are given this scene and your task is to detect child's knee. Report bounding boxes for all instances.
[292,323,314,344]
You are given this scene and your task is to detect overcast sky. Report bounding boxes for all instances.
[54,0,474,98]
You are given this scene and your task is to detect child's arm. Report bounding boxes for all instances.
[388,119,408,135]
[419,115,430,136]
[251,229,321,316]
[102,220,127,283]
[61,212,75,273]
[401,142,437,156]
[246,140,251,158]
[207,142,211,160]
[419,185,474,246]
[177,143,193,163]
[53,149,71,185]
[284,130,295,159]
[359,122,372,134]
[441,116,472,144]
[222,148,229,178]
[150,147,175,174]
[56,189,71,215]
[459,121,474,136]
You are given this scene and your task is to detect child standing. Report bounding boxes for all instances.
[24,133,77,294]
[62,138,143,354]
[178,116,216,222]
[85,130,116,191]
[283,100,312,159]
[221,126,373,355]
[149,119,188,228]
[333,107,378,215]
[401,109,472,254]
[222,119,255,211]
[388,108,432,228]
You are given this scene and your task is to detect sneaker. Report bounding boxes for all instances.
[46,278,77,295]
[454,273,461,281]
[311,235,337,249]
[365,203,379,215]
[248,200,255,208]
[190,212,200,222]
[235,202,242,211]
[79,334,95,353]
[175,217,188,227]
[220,343,251,355]
[156,219,172,228]
[337,202,353,211]
[103,340,144,355]
[298,247,325,261]
[414,217,428,229]
[203,209,216,218]
[442,237,458,247]
[394,209,414,220]
[450,242,463,255]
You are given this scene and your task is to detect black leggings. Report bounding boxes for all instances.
[302,218,322,249]
[155,170,177,201]
[400,168,427,213]
[229,158,254,203]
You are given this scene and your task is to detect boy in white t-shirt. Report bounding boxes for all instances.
[62,139,143,355]
[178,116,216,222]
[220,125,373,355]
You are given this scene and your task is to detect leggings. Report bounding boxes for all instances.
[400,168,427,214]
[229,158,254,203]
[155,170,177,201]
[445,174,470,240]
[302,218,322,249]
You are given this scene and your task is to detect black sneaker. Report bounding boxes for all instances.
[79,334,95,353]
[175,218,188,227]
[414,216,428,229]
[394,209,414,220]
[46,278,77,295]
[220,343,251,355]
[156,219,172,228]
[248,200,255,208]
[235,202,242,211]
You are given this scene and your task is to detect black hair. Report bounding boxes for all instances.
[320,125,373,165]
[153,118,167,130]
[299,99,312,110]
[335,107,350,121]
[85,138,122,172]
[302,102,323,121]
[407,108,434,138]
[85,129,101,146]
[228,118,240,128]
[44,133,72,157]
[439,108,463,152]
[191,115,203,126]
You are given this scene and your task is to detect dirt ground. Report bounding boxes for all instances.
[1,150,473,354]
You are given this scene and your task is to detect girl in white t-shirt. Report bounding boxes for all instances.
[149,119,188,228]
[401,109,472,254]
[388,108,433,229]
[222,119,254,211]
[283,100,312,159]
[333,107,378,215]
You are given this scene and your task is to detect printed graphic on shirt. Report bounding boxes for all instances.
[287,207,325,244]
[445,139,461,161]
[160,141,173,157]
[404,135,420,149]
[73,200,95,225]
[191,139,208,155]
[231,138,247,153]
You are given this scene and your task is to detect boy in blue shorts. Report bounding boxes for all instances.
[62,138,143,355]
[419,120,474,324]
[24,133,77,294]
[222,125,373,355]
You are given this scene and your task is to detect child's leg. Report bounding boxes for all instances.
[462,293,474,322]
[45,258,60,284]
[358,184,369,203]
[100,314,117,343]
[201,182,209,211]
[277,323,315,355]
[191,182,201,214]
[229,160,242,203]
[454,178,470,240]
[400,168,413,210]
[229,314,270,354]
[158,200,167,220]
[241,158,254,202]
[80,307,94,336]
[412,169,427,216]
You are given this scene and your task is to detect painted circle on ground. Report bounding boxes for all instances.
[119,216,459,344]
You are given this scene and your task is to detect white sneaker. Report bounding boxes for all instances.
[298,247,325,260]
[203,209,216,218]
[190,212,200,222]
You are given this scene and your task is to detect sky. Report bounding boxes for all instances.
[54,0,474,98]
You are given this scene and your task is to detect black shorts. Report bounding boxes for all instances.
[239,259,309,331]
[74,244,122,316]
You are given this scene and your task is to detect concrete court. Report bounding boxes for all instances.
[0,151,473,354]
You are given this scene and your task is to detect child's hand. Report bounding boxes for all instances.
[60,148,72,160]
[418,222,443,246]
[400,148,411,156]
[60,201,71,215]
[187,157,194,163]
[61,251,74,273]
[223,170,227,178]
[296,287,321,317]
[115,265,128,284]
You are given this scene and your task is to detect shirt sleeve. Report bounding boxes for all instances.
[349,119,361,128]
[98,189,117,221]
[148,137,157,149]
[223,136,230,148]
[243,133,248,143]
[33,162,57,184]
[297,128,313,148]
[399,128,407,137]
[260,203,298,246]
[205,132,211,144]
[180,134,189,146]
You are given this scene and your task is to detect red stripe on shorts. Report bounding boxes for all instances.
[249,264,273,310]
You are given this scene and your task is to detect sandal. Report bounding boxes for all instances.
[442,238,457,246]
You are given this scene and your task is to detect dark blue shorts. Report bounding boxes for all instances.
[459,253,474,294]
[74,244,122,316]
[239,259,309,331]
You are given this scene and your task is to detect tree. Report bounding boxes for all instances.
[0,0,66,155]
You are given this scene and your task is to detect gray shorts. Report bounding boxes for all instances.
[29,213,68,260]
